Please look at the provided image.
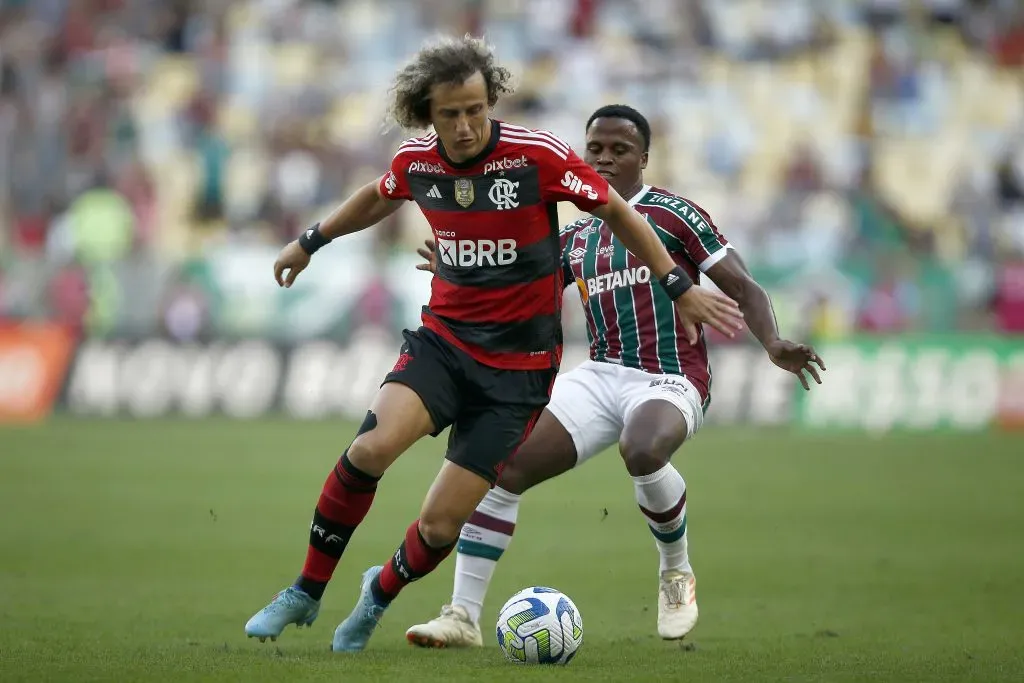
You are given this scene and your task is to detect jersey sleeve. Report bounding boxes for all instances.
[377,152,413,201]
[558,221,582,288]
[560,251,574,289]
[537,145,609,212]
[558,219,582,251]
[646,199,731,272]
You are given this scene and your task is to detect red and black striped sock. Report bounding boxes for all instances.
[295,452,378,600]
[370,521,455,604]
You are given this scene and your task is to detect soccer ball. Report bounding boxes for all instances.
[496,587,584,665]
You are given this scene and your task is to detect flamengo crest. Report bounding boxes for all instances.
[488,178,520,210]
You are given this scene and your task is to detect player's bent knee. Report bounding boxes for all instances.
[345,403,433,475]
[619,429,684,476]
[346,432,401,477]
[345,437,380,473]
[416,514,461,548]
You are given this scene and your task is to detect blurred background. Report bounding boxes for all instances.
[2,4,1023,679]
[1,0,1023,428]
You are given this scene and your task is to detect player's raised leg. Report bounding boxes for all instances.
[245,344,449,642]
[619,379,700,640]
[406,408,579,648]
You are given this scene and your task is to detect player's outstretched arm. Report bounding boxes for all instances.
[706,250,826,390]
[273,180,403,288]
[591,190,744,344]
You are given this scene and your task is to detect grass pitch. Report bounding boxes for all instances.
[1,419,1022,682]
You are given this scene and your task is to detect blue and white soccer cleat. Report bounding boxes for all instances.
[331,566,388,652]
[245,586,320,642]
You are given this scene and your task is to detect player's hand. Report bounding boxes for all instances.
[416,238,437,274]
[673,286,744,345]
[767,339,826,390]
[273,240,311,288]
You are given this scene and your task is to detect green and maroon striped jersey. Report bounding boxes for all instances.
[559,184,731,405]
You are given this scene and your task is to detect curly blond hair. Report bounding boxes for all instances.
[385,35,514,131]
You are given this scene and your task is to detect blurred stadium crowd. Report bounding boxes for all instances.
[1,0,1024,346]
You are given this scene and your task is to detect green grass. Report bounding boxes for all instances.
[1,419,1022,682]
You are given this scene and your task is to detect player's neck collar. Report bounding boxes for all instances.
[437,119,501,169]
[626,184,651,206]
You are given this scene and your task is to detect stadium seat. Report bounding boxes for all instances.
[223,148,271,222]
[152,152,201,257]
[217,102,259,144]
[273,44,319,89]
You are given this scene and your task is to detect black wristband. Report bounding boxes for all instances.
[659,265,694,300]
[298,222,331,255]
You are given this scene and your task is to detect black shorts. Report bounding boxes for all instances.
[382,327,556,484]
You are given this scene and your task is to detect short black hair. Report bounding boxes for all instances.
[585,104,651,152]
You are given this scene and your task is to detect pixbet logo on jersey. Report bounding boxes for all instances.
[483,154,529,175]
[408,160,445,174]
[561,171,599,201]
[436,238,518,267]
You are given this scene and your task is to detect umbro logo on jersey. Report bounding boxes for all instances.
[427,185,442,199]
[568,247,587,263]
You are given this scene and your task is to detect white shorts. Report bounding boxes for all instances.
[545,360,705,465]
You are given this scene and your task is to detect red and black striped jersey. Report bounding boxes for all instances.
[378,120,609,370]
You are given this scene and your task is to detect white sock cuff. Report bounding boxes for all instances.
[631,463,678,485]
[489,486,521,506]
[475,485,521,523]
